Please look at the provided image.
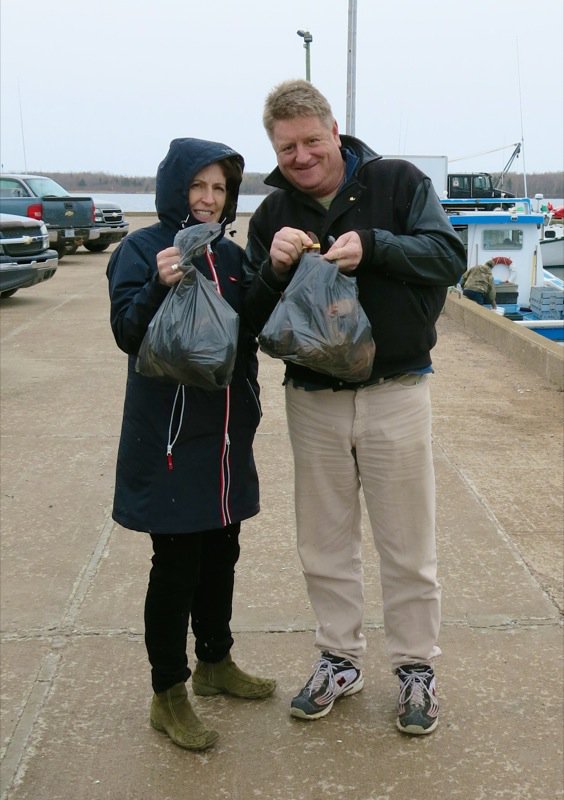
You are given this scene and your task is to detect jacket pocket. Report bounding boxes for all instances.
[418,285,447,325]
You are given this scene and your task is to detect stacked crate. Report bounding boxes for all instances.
[495,282,519,305]
[529,287,564,319]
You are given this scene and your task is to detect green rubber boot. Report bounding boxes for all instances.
[192,653,276,699]
[150,682,219,751]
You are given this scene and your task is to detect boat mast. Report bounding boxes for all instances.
[346,0,357,135]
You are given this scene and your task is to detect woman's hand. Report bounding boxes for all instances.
[156,246,184,286]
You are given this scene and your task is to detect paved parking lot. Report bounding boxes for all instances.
[1,214,562,799]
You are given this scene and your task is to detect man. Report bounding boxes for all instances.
[243,80,466,735]
[460,259,498,307]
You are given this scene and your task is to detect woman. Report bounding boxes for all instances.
[107,138,275,752]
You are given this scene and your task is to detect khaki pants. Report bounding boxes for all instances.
[285,376,441,670]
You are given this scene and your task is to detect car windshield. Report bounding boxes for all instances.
[25,177,68,197]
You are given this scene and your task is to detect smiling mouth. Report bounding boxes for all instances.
[294,164,318,174]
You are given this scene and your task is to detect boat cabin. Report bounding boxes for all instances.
[447,206,545,307]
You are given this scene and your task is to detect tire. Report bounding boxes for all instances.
[0,289,18,299]
[84,241,109,253]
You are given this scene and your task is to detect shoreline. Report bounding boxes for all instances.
[124,211,251,248]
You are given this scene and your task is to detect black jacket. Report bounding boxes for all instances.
[107,138,260,534]
[244,135,466,388]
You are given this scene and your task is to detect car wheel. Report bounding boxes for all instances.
[0,289,18,299]
[84,241,109,253]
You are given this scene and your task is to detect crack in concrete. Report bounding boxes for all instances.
[0,511,114,800]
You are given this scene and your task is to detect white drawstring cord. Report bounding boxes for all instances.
[166,384,185,471]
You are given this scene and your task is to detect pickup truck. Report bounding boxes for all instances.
[447,172,515,200]
[0,212,58,298]
[0,174,97,258]
[444,143,521,210]
[84,201,129,252]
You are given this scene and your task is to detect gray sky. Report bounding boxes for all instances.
[1,0,562,178]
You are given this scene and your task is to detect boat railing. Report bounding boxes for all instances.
[441,197,533,213]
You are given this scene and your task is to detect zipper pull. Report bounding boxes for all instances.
[166,445,174,471]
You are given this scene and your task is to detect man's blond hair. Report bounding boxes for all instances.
[263,79,335,140]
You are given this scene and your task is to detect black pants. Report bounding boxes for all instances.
[144,523,241,693]
[462,288,486,305]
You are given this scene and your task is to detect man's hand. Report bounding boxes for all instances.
[270,227,315,275]
[324,231,363,273]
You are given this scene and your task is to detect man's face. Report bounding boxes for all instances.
[271,116,344,198]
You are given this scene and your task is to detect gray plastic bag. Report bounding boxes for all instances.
[136,223,239,390]
[259,251,375,382]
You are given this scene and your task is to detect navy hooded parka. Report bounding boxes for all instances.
[107,138,260,534]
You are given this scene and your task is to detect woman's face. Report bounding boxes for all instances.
[188,163,227,223]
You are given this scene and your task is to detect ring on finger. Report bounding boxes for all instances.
[170,263,179,272]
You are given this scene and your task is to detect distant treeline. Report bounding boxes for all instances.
[493,172,563,198]
[40,169,563,198]
[41,171,273,195]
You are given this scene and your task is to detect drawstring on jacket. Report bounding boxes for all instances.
[166,384,186,471]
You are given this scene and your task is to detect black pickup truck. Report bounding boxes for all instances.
[0,174,97,257]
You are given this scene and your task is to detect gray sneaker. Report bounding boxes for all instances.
[290,652,364,720]
[396,663,439,735]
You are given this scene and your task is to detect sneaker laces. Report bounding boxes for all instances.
[305,657,336,697]
[398,668,435,711]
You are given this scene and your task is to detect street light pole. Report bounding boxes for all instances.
[346,0,357,135]
[297,29,312,81]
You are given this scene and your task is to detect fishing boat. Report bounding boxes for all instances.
[447,202,563,342]
[539,224,564,269]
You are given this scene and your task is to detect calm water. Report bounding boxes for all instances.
[91,193,266,214]
[93,192,563,216]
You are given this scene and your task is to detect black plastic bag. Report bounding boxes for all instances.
[136,224,239,390]
[259,251,375,382]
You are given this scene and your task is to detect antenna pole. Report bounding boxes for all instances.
[18,81,28,171]
[516,39,528,197]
